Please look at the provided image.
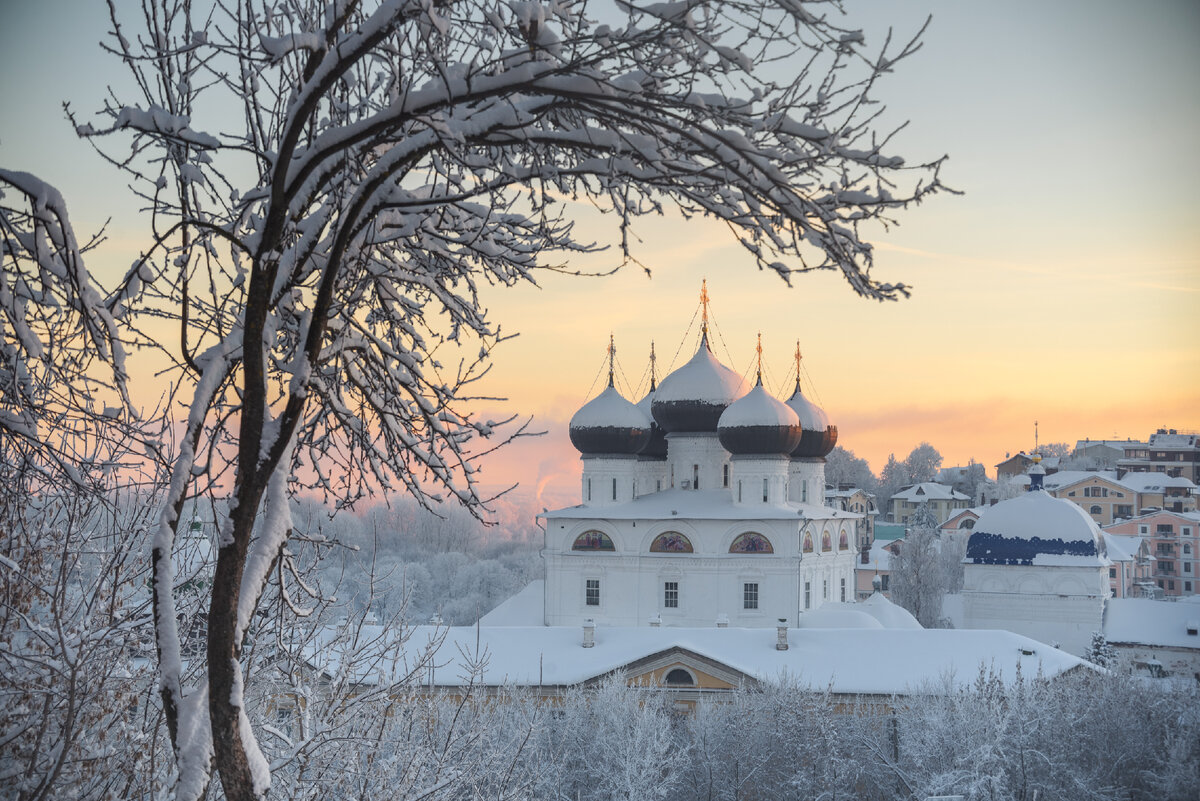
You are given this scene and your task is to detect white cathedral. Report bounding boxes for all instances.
[540,303,859,629]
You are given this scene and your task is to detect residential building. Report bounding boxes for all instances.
[1099,532,1154,599]
[1043,470,1197,527]
[889,482,971,525]
[1117,429,1200,484]
[1105,511,1200,597]
[1072,439,1143,471]
[825,485,878,549]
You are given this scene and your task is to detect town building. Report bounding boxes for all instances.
[1042,470,1197,527]
[1105,511,1200,597]
[824,485,878,548]
[888,482,971,525]
[1118,429,1200,483]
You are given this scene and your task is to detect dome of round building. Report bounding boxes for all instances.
[716,379,802,455]
[651,336,748,433]
[965,490,1107,566]
[636,389,668,459]
[798,604,885,630]
[569,384,653,455]
[785,383,838,457]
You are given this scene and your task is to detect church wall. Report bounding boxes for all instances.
[665,432,731,492]
[962,563,1108,656]
[579,455,639,506]
[543,514,859,628]
[788,458,826,505]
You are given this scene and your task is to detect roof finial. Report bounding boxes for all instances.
[755,332,764,387]
[607,333,615,389]
[1034,419,1039,455]
[648,341,657,391]
[793,340,803,394]
[700,278,710,345]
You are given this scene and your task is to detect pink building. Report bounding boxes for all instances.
[1105,511,1200,597]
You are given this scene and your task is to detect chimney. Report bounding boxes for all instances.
[582,619,595,648]
[776,619,789,651]
[716,613,729,628]
[648,614,661,628]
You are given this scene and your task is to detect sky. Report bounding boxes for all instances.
[2,0,1198,507]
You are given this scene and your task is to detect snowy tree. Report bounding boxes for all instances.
[824,444,878,491]
[1084,629,1117,668]
[903,441,943,484]
[8,0,951,797]
[887,503,947,627]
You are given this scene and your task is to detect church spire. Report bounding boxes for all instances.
[648,340,657,391]
[607,333,615,389]
[699,278,710,348]
[755,332,764,387]
[793,340,803,394]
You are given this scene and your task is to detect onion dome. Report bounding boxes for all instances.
[786,380,838,457]
[651,335,748,433]
[636,388,669,459]
[717,377,802,455]
[569,383,653,455]
[965,491,1107,566]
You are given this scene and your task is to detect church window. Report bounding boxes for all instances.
[664,581,679,608]
[804,581,811,609]
[651,531,694,553]
[802,482,808,503]
[743,582,759,609]
[762,478,769,502]
[587,479,592,501]
[693,464,699,490]
[585,579,600,606]
[665,667,694,686]
[573,531,615,551]
[730,532,774,554]
[738,481,743,502]
[840,577,846,602]
[821,532,832,552]
[612,478,617,500]
[838,531,849,550]
[802,533,813,553]
[723,464,729,488]
[1089,505,1102,515]
[823,579,828,599]
[657,479,662,492]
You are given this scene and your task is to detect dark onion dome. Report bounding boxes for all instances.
[785,381,838,457]
[717,379,802,455]
[651,335,748,433]
[965,491,1106,566]
[636,389,669,459]
[569,384,653,455]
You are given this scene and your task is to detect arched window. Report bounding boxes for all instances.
[960,519,976,529]
[1089,505,1102,515]
[802,533,813,553]
[729,532,774,554]
[572,530,615,551]
[838,531,849,550]
[821,532,832,552]
[650,531,694,553]
[664,667,694,686]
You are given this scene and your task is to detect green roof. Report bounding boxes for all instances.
[874,523,906,541]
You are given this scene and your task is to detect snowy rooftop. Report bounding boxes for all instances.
[857,539,896,572]
[301,623,1090,696]
[570,384,650,430]
[653,339,747,406]
[1104,598,1200,650]
[479,580,545,626]
[541,488,856,522]
[1114,472,1196,493]
[718,382,799,428]
[1101,532,1143,562]
[892,483,970,502]
[966,491,1108,566]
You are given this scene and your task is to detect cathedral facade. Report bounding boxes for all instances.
[541,323,859,629]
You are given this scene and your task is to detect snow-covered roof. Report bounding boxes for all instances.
[1147,432,1199,449]
[798,605,883,630]
[892,483,970,502]
[856,539,896,572]
[717,382,801,455]
[1101,533,1143,563]
[541,488,855,522]
[966,491,1108,566]
[856,592,923,630]
[1041,470,1120,491]
[570,384,649,430]
[940,508,982,530]
[478,580,545,626]
[1104,598,1200,650]
[825,487,874,499]
[1114,472,1196,493]
[301,623,1089,696]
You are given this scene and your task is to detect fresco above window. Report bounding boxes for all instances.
[650,531,694,553]
[729,532,774,554]
[572,530,615,551]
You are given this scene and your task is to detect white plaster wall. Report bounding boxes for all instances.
[580,455,639,507]
[730,455,791,505]
[788,458,827,505]
[635,459,669,497]
[666,432,731,492]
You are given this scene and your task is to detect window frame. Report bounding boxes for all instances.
[664,580,679,609]
[743,582,759,610]
[585,578,600,607]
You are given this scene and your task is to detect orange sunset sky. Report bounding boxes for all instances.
[2,0,1198,506]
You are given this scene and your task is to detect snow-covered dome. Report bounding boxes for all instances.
[716,379,802,455]
[798,604,884,630]
[636,388,668,459]
[966,491,1106,566]
[857,591,923,630]
[785,382,838,457]
[651,336,748,433]
[569,383,653,455]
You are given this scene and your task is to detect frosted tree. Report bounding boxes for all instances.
[10,0,951,797]
[1084,629,1117,668]
[824,445,878,491]
[903,441,943,484]
[888,502,947,627]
